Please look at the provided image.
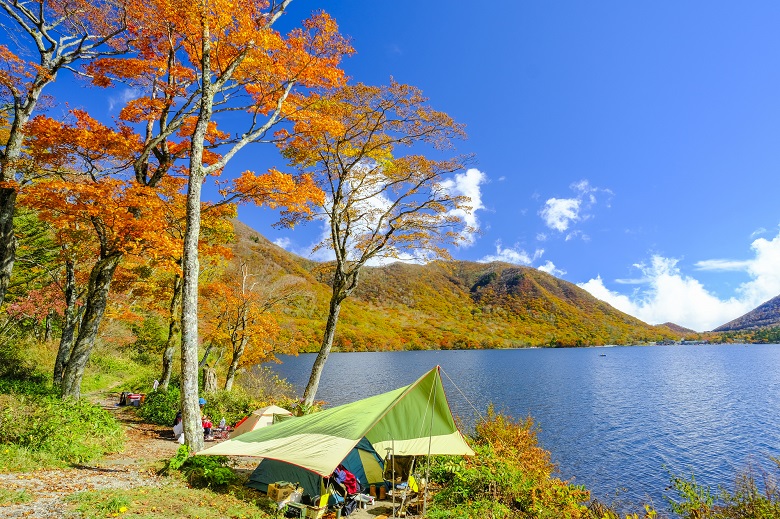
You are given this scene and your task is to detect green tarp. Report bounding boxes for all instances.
[199,366,473,476]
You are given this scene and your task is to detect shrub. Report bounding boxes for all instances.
[236,365,296,403]
[163,445,237,489]
[0,341,43,384]
[198,388,255,427]
[0,392,124,465]
[138,386,181,426]
[428,406,590,518]
[667,461,780,519]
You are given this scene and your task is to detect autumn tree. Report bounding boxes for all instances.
[91,0,352,452]
[201,261,307,391]
[18,110,184,398]
[277,81,475,405]
[0,0,128,305]
[139,178,236,392]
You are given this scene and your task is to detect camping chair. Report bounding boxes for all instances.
[327,478,361,517]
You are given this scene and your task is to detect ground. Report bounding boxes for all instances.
[0,394,176,518]
[0,394,423,519]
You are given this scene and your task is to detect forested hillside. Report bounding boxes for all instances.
[713,294,780,332]
[233,221,677,350]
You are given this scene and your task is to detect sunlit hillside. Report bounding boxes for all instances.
[232,221,678,351]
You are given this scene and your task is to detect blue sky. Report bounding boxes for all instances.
[14,1,780,332]
[257,1,780,332]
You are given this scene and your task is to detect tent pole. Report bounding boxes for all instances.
[390,438,395,518]
[423,369,438,517]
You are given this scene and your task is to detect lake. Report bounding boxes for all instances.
[266,344,780,509]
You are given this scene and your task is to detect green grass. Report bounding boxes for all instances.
[65,482,275,519]
[0,487,32,506]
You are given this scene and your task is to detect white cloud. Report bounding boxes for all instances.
[694,259,752,271]
[108,88,140,112]
[479,241,543,265]
[538,260,566,277]
[751,227,767,239]
[439,168,487,245]
[539,179,612,234]
[273,237,292,249]
[540,198,580,232]
[578,231,780,331]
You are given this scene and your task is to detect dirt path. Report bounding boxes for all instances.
[0,393,177,519]
[0,395,422,519]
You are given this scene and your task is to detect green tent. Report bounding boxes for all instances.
[247,437,384,497]
[199,366,473,477]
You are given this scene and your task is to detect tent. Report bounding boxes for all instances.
[231,405,293,437]
[247,437,385,497]
[199,366,473,481]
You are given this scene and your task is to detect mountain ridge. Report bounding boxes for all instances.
[713,295,780,332]
[231,220,679,349]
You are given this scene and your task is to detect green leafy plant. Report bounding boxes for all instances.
[180,454,237,488]
[163,444,191,473]
[67,489,131,518]
[137,386,181,426]
[666,472,714,518]
[0,391,124,465]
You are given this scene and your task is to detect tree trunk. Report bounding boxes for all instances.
[61,253,121,399]
[54,260,80,386]
[0,74,51,305]
[160,274,182,391]
[181,167,205,451]
[202,364,217,393]
[199,342,214,369]
[43,308,54,342]
[302,291,345,405]
[0,188,17,306]
[224,335,248,392]
[178,15,216,453]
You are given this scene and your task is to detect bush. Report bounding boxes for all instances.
[0,341,43,384]
[202,387,265,427]
[163,445,237,489]
[138,386,181,426]
[666,462,780,519]
[236,365,296,403]
[428,406,590,518]
[0,392,124,465]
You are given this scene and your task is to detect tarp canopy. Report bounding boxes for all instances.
[231,405,293,437]
[199,366,473,476]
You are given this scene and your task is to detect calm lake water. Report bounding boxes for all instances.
[266,344,780,509]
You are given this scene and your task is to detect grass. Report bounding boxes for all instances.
[0,443,63,472]
[0,487,32,506]
[65,481,276,519]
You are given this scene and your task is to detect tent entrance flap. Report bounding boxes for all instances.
[247,438,384,499]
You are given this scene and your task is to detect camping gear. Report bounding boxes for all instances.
[199,366,473,513]
[231,405,293,437]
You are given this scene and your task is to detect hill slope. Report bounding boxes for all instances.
[713,295,780,332]
[231,221,677,349]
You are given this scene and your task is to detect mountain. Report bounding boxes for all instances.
[658,322,697,335]
[231,221,677,350]
[713,295,780,332]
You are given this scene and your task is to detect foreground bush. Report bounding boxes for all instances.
[0,390,124,466]
[428,406,590,518]
[667,461,780,519]
[138,386,182,426]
